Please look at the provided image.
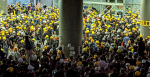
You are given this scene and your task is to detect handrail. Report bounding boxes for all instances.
[100,6,110,14]
[104,6,115,15]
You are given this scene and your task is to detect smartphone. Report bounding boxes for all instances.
[54,71,56,74]
[0,56,1,60]
[32,70,33,73]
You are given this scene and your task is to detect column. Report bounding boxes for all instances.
[59,0,83,58]
[0,0,7,14]
[140,0,150,38]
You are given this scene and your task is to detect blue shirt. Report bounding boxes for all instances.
[123,36,130,45]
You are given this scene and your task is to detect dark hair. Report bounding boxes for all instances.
[113,68,117,73]
[2,59,6,64]
[6,59,11,65]
[100,56,104,60]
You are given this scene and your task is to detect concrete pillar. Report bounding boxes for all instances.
[140,0,150,38]
[59,0,83,58]
[0,0,7,14]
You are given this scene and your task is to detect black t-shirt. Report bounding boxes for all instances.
[17,72,27,77]
[82,61,88,67]
[93,73,101,77]
[41,76,49,77]
[133,46,138,52]
[138,42,145,52]
[146,45,150,52]
[66,69,76,77]
[0,64,7,73]
[54,71,64,77]
[100,73,108,77]
[2,73,16,77]
[110,73,118,77]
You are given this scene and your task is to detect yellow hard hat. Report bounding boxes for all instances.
[85,41,89,44]
[136,61,141,66]
[92,31,95,34]
[25,21,28,23]
[20,40,24,43]
[16,26,19,29]
[50,36,53,39]
[129,65,134,69]
[44,46,48,50]
[94,62,98,66]
[1,48,4,51]
[109,48,113,51]
[135,71,140,76]
[96,40,99,44]
[94,55,98,58]
[140,35,142,38]
[17,33,20,36]
[3,37,6,40]
[2,33,4,36]
[57,51,61,54]
[83,48,88,52]
[7,67,14,73]
[128,40,131,43]
[89,37,92,40]
[32,38,35,41]
[117,49,121,53]
[125,33,128,36]
[77,62,82,66]
[24,27,26,30]
[45,35,49,38]
[91,39,94,43]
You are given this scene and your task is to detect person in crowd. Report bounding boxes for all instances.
[0,2,149,77]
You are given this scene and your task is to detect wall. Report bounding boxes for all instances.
[0,0,7,14]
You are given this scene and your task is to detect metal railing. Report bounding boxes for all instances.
[104,6,115,15]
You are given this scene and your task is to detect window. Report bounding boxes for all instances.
[110,0,115,3]
[117,0,123,3]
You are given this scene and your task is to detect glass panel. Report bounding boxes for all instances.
[116,6,123,17]
[102,0,106,2]
[132,5,140,14]
[94,0,100,2]
[85,3,92,7]
[117,0,123,3]
[87,0,93,1]
[133,0,141,4]
[93,4,100,13]
[110,0,115,3]
[54,0,58,3]
[124,5,132,13]
[125,0,132,4]
[101,5,107,12]
[111,6,115,15]
[53,4,58,7]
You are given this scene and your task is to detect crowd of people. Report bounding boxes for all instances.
[0,2,150,77]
